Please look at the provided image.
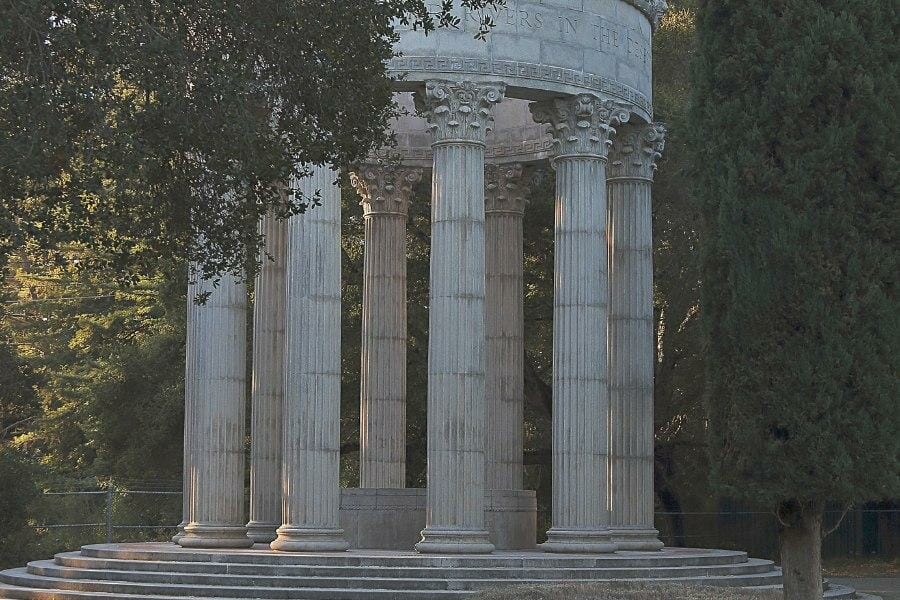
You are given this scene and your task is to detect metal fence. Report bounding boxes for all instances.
[33,487,182,544]
[32,490,899,561]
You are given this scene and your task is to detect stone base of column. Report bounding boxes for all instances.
[170,522,186,544]
[246,521,280,544]
[541,528,617,554]
[270,527,350,552]
[610,528,664,551]
[416,528,495,554]
[178,524,253,549]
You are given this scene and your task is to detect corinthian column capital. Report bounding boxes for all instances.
[485,163,526,215]
[530,94,631,160]
[608,122,667,182]
[350,164,424,217]
[415,80,506,145]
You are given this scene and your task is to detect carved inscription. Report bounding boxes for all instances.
[456,2,651,67]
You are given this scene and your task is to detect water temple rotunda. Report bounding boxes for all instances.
[2,1,862,597]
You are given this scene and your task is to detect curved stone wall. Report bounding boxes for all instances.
[390,0,654,121]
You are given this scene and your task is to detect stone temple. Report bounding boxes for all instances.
[0,0,862,597]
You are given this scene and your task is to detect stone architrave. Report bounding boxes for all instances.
[246,210,288,544]
[414,79,505,554]
[531,94,630,554]
[349,164,424,489]
[270,165,349,552]
[607,122,666,551]
[484,162,526,491]
[179,271,253,549]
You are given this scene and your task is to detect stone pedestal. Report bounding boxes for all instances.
[531,95,629,554]
[415,80,504,554]
[339,488,537,551]
[608,123,666,551]
[179,271,253,549]
[247,211,287,544]
[350,165,423,489]
[484,163,526,491]
[271,165,349,552]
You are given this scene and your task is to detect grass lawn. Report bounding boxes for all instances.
[825,557,900,578]
[473,583,782,599]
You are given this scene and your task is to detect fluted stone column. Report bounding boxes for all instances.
[179,271,253,549]
[415,80,504,554]
[608,123,666,551]
[247,211,287,544]
[271,164,348,552]
[172,274,197,544]
[484,163,526,491]
[531,95,630,554]
[350,165,423,489]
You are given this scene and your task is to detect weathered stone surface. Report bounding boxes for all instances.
[390,0,657,118]
[247,211,287,545]
[531,93,629,554]
[607,122,665,551]
[484,162,526,491]
[0,543,797,600]
[415,80,504,555]
[349,165,423,489]
[178,272,252,549]
[271,165,348,553]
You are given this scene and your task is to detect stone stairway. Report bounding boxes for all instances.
[0,542,855,599]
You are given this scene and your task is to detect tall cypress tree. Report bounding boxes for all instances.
[689,1,899,598]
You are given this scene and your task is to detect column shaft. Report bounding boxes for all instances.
[546,157,614,551]
[484,164,525,491]
[179,271,252,549]
[416,80,504,554]
[247,211,287,543]
[351,165,422,489]
[172,274,196,544]
[531,95,629,553]
[608,123,666,550]
[271,164,348,552]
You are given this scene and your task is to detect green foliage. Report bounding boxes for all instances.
[5,251,186,480]
[0,0,502,283]
[689,0,900,508]
[0,448,40,567]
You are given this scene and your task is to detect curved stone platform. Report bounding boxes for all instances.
[0,542,863,599]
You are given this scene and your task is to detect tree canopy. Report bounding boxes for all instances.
[689,0,899,595]
[0,0,500,283]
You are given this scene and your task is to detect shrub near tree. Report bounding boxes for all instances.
[689,0,899,599]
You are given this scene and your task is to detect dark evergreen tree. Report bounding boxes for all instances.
[689,1,899,597]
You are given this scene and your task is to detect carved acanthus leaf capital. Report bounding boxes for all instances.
[415,80,506,144]
[530,95,631,160]
[349,164,424,217]
[607,122,667,181]
[485,163,526,215]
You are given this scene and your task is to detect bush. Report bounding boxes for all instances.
[473,583,782,600]
[0,448,40,568]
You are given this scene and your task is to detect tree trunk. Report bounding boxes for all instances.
[778,500,824,600]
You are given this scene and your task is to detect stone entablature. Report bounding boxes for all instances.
[391,0,661,122]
